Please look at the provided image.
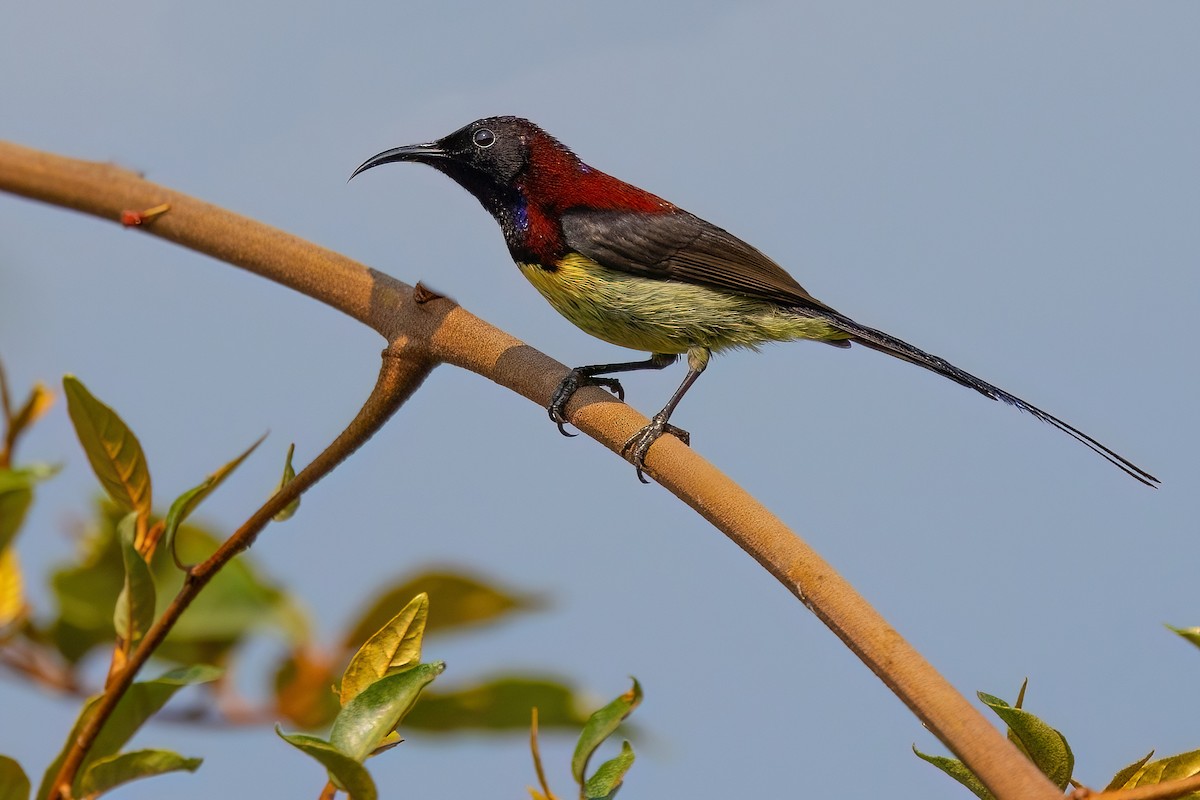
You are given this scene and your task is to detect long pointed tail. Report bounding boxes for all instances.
[818,310,1159,487]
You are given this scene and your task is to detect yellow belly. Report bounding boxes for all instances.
[517,253,849,354]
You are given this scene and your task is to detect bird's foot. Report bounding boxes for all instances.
[548,369,625,436]
[621,415,691,484]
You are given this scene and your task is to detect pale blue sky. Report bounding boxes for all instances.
[2,2,1197,798]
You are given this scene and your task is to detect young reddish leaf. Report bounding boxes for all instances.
[1112,747,1200,791]
[583,740,635,800]
[0,754,30,800]
[0,547,25,631]
[571,679,642,786]
[78,749,202,796]
[275,728,377,800]
[113,513,156,647]
[340,593,428,705]
[330,662,444,763]
[978,692,1074,790]
[275,647,341,730]
[272,443,299,522]
[36,665,221,800]
[912,745,994,800]
[62,376,152,520]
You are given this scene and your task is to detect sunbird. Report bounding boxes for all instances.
[352,116,1156,487]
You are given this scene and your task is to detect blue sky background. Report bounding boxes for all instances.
[2,2,1197,798]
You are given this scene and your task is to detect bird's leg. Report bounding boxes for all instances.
[622,347,710,483]
[549,352,678,436]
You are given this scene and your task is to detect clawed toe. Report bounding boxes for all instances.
[621,418,692,483]
[547,370,625,436]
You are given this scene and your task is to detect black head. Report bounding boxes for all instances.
[350,116,550,212]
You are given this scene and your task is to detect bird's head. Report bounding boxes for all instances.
[351,117,675,259]
[350,116,565,212]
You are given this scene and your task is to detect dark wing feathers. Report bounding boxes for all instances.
[558,209,1158,486]
[560,209,841,314]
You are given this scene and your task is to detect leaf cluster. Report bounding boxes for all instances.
[916,679,1200,799]
[0,366,605,798]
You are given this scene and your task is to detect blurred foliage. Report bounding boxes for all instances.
[36,665,220,800]
[0,362,603,799]
[406,676,590,733]
[341,569,543,647]
[0,755,31,800]
[42,500,307,667]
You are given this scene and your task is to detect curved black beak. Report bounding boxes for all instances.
[349,143,446,181]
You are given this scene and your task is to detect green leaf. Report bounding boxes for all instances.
[342,570,541,649]
[1104,750,1156,791]
[272,443,299,522]
[978,692,1074,790]
[78,749,202,795]
[330,662,444,763]
[0,483,31,555]
[571,679,642,786]
[1168,625,1200,650]
[0,755,30,800]
[62,375,152,519]
[912,746,994,800]
[1113,747,1200,793]
[340,593,428,705]
[36,665,221,800]
[48,504,309,665]
[0,465,56,553]
[164,433,266,558]
[276,729,377,800]
[113,513,156,646]
[404,676,590,732]
[0,546,24,631]
[583,741,635,800]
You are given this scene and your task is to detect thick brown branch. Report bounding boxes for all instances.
[1,140,1059,799]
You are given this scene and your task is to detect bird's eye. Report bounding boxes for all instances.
[473,128,496,149]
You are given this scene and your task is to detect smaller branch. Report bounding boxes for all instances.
[0,643,79,694]
[318,780,338,800]
[46,349,432,800]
